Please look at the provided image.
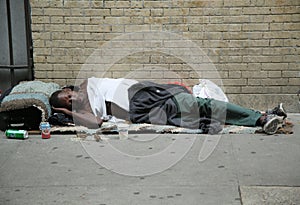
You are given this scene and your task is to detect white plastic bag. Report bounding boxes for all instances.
[192,79,229,102]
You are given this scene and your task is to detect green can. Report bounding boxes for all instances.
[5,129,28,139]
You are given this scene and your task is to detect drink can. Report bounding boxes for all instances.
[39,122,51,139]
[5,129,28,139]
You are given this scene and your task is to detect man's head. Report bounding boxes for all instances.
[49,88,80,111]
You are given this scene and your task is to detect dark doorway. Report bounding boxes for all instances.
[0,0,34,94]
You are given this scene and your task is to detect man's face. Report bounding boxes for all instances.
[57,88,83,110]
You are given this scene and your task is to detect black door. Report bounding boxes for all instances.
[0,0,34,94]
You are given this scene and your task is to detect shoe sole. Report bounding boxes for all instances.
[278,103,287,119]
[266,103,288,119]
[263,117,283,135]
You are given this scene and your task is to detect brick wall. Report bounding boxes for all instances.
[30,0,300,111]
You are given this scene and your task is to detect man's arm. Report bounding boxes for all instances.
[53,107,103,128]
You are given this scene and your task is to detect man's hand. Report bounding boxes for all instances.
[52,106,103,128]
[52,107,72,116]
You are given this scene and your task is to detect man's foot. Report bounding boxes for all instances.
[266,103,287,119]
[262,115,284,135]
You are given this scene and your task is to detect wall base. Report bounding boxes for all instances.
[227,94,300,113]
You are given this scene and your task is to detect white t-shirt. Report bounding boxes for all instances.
[87,77,138,118]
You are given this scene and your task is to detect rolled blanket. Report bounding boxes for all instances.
[0,81,60,120]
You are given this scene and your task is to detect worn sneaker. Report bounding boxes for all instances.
[262,115,284,135]
[266,103,287,119]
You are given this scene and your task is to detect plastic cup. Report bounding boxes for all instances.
[117,124,129,140]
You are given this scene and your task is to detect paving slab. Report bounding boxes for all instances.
[240,186,300,205]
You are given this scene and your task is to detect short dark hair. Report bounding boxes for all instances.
[62,85,79,91]
[49,90,64,108]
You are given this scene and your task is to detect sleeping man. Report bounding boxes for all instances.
[49,77,287,135]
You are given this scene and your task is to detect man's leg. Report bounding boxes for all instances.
[174,93,284,134]
[174,93,262,127]
[203,98,262,126]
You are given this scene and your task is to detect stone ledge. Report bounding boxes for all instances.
[227,94,300,113]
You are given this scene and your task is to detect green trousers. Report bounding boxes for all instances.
[174,93,262,127]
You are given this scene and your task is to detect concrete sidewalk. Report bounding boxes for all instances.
[0,114,299,205]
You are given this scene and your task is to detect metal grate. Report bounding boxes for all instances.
[0,0,34,93]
